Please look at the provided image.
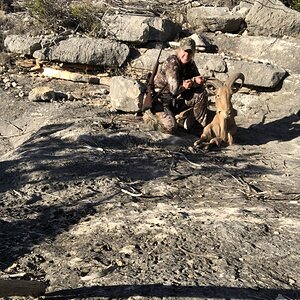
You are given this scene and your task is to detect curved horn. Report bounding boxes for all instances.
[224,73,245,92]
[205,77,223,95]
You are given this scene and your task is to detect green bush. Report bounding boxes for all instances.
[69,1,105,36]
[281,0,300,11]
[0,0,13,12]
[25,0,74,29]
[25,0,106,36]
[291,0,300,11]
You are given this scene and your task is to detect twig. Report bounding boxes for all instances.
[3,119,24,132]
[0,273,27,279]
[83,145,105,152]
[174,152,203,168]
[120,188,142,197]
[40,191,63,199]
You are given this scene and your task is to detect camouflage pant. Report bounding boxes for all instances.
[143,87,208,134]
[143,105,177,134]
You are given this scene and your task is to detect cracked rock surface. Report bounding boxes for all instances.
[0,63,299,300]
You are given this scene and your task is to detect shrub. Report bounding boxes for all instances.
[291,0,300,11]
[25,0,74,30]
[69,1,106,37]
[281,0,300,11]
[25,0,107,36]
[0,0,13,12]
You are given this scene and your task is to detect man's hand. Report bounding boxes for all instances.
[193,76,205,85]
[183,79,193,89]
[183,76,205,90]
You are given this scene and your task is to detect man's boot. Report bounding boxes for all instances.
[143,110,159,131]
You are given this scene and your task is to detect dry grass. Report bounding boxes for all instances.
[24,0,107,36]
[0,0,12,12]
[22,0,191,36]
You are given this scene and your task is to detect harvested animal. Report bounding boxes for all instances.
[194,73,245,147]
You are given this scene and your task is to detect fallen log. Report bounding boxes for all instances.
[42,67,100,84]
[42,67,111,86]
[0,278,46,297]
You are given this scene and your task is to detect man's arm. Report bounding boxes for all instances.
[191,76,206,86]
[181,75,205,90]
[189,61,205,87]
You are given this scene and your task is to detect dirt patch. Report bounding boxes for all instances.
[0,66,299,300]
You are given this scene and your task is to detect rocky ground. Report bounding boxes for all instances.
[0,58,299,300]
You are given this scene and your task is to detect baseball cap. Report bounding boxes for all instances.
[179,38,196,53]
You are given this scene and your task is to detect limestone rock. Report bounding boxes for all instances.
[104,15,181,43]
[4,35,42,56]
[110,76,145,112]
[211,34,300,74]
[28,86,55,102]
[143,17,181,42]
[187,6,244,33]
[33,37,130,67]
[104,15,150,43]
[225,59,287,88]
[194,53,227,74]
[189,33,215,52]
[245,0,300,37]
[130,48,171,71]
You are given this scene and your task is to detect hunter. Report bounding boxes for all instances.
[143,37,208,134]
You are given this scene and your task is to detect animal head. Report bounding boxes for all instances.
[205,73,245,119]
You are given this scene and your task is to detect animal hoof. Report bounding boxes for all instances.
[188,146,197,153]
[193,140,202,147]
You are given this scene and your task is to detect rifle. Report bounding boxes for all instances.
[142,45,164,112]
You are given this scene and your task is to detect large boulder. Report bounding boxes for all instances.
[33,37,130,67]
[192,0,241,9]
[232,1,254,17]
[194,53,227,74]
[110,76,145,112]
[4,35,42,56]
[187,6,244,33]
[245,0,300,37]
[210,33,300,74]
[143,17,181,42]
[225,59,286,88]
[104,15,150,43]
[104,15,181,43]
[129,48,171,71]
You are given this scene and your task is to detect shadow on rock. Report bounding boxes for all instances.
[237,113,300,145]
[0,123,174,193]
[45,284,300,299]
[0,121,276,271]
[0,192,118,270]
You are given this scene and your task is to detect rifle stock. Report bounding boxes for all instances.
[142,46,163,112]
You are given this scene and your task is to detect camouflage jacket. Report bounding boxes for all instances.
[154,54,200,96]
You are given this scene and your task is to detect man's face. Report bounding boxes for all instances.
[178,48,194,64]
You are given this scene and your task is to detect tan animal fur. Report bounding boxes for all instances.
[194,73,245,147]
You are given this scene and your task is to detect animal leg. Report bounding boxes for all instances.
[193,134,208,147]
[227,133,234,145]
[209,137,223,147]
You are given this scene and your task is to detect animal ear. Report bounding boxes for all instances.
[205,83,217,96]
[205,77,223,95]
